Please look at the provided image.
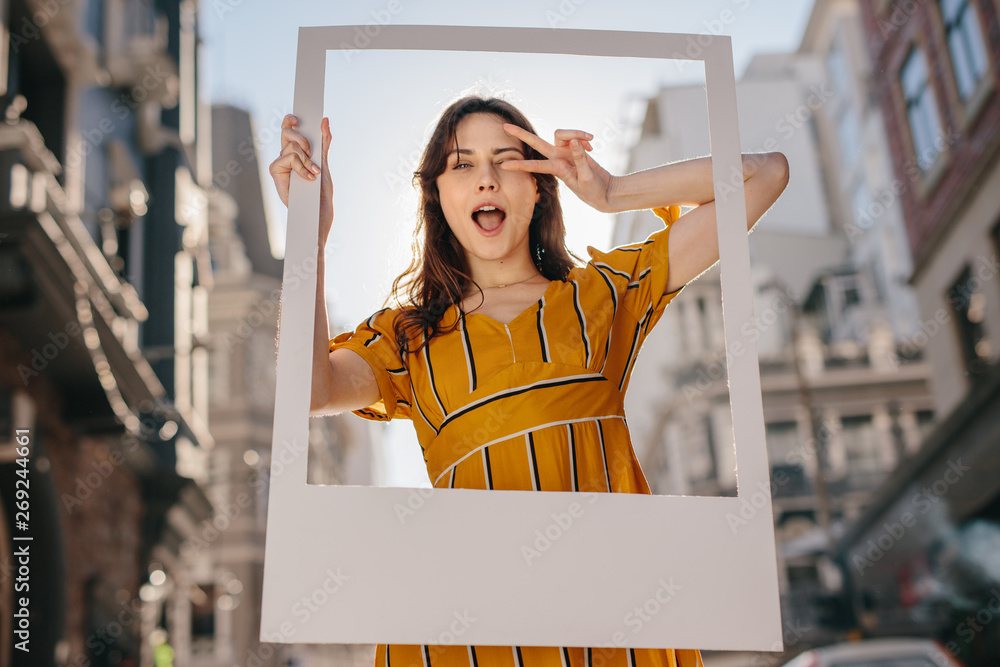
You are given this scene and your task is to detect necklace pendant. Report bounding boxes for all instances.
[497,284,506,288]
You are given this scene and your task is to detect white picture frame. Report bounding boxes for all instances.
[261,24,782,652]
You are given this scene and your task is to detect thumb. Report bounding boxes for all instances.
[321,117,332,165]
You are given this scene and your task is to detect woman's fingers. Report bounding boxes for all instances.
[570,139,592,179]
[281,115,313,156]
[321,116,332,165]
[277,143,320,179]
[281,127,315,164]
[553,128,593,144]
[502,123,554,158]
[499,158,562,175]
[281,139,320,177]
[554,129,593,152]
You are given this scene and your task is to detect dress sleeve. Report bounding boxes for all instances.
[328,307,413,421]
[584,205,686,327]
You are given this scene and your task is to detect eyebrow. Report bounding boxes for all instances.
[448,146,525,158]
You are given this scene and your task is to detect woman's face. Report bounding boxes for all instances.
[435,113,539,269]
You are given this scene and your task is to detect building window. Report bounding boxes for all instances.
[851,179,874,229]
[901,47,945,171]
[827,38,862,167]
[948,265,992,379]
[940,0,988,100]
[841,415,883,485]
[766,421,801,467]
[916,409,936,440]
[190,583,217,653]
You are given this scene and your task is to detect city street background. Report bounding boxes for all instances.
[1,0,999,666]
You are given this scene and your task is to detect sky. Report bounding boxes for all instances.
[200,0,815,486]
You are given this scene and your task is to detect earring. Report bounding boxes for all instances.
[535,243,545,265]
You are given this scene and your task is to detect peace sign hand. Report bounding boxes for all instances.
[500,123,618,214]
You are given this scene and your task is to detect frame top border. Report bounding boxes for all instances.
[299,24,730,61]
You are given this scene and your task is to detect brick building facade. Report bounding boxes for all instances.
[830,3,1000,665]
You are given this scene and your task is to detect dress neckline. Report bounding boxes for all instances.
[455,279,561,327]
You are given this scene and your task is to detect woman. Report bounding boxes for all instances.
[270,95,788,667]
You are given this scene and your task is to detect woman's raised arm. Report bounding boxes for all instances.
[269,115,382,416]
[605,152,789,293]
[499,123,789,294]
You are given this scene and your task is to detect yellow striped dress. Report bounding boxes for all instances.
[329,207,704,667]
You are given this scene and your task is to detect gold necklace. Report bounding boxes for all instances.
[486,273,542,289]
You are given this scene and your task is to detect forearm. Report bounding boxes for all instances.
[605,153,781,213]
[312,248,335,413]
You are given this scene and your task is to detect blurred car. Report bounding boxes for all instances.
[779,637,965,666]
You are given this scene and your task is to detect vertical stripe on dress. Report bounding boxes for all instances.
[561,647,572,667]
[460,312,478,393]
[597,421,612,492]
[449,467,456,488]
[513,646,525,667]
[423,333,447,416]
[571,280,592,367]
[526,433,541,491]
[536,298,550,362]
[482,446,494,489]
[627,648,636,667]
[620,321,642,392]
[422,645,432,667]
[468,646,480,667]
[619,303,652,392]
[385,644,391,667]
[567,424,579,492]
[594,267,617,374]
[412,393,440,436]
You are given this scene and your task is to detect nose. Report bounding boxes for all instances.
[476,163,499,191]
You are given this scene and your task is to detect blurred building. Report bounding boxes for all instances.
[619,0,935,662]
[829,2,1000,665]
[201,103,379,667]
[0,0,215,666]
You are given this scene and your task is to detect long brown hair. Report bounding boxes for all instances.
[387,95,581,357]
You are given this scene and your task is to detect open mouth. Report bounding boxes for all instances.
[472,205,506,234]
